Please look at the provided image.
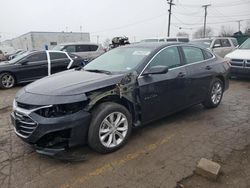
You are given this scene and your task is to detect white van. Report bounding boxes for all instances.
[141,37,189,43]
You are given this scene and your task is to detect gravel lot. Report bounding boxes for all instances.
[0,79,249,188]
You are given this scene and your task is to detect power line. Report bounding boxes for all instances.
[175,1,250,8]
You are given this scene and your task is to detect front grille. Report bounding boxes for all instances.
[14,111,37,138]
[230,59,244,67]
[246,60,250,68]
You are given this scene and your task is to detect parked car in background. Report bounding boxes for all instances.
[225,38,250,78]
[141,37,189,43]
[190,37,238,58]
[0,50,7,61]
[159,37,189,42]
[0,51,85,89]
[6,49,26,60]
[53,42,105,61]
[11,42,230,155]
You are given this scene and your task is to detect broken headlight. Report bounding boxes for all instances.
[36,102,85,118]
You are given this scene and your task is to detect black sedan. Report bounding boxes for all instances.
[11,42,230,155]
[0,51,85,89]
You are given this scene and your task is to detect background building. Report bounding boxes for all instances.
[1,31,90,52]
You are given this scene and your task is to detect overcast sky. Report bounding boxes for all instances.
[0,0,249,43]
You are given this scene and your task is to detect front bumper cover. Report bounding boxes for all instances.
[11,109,91,155]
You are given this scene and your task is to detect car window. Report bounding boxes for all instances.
[50,52,68,60]
[148,47,181,69]
[221,39,231,47]
[166,38,177,42]
[65,46,76,53]
[203,50,214,59]
[89,45,98,51]
[213,39,221,47]
[27,52,47,62]
[182,46,204,64]
[231,38,238,47]
[159,39,165,42]
[178,38,189,42]
[76,45,90,52]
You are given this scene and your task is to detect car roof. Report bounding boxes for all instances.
[123,42,183,50]
[192,37,235,41]
[58,42,99,46]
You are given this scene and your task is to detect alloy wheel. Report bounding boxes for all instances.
[99,112,128,148]
[1,74,15,88]
[211,82,223,105]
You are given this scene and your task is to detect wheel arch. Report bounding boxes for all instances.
[215,75,225,89]
[88,94,138,126]
[0,71,17,83]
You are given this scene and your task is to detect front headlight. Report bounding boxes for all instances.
[13,99,17,111]
[35,101,86,118]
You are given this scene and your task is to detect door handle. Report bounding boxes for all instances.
[205,66,212,70]
[177,72,186,78]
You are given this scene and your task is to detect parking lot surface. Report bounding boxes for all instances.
[0,80,249,188]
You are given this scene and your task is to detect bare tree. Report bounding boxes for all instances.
[103,38,111,48]
[192,27,213,39]
[219,25,234,37]
[176,31,189,37]
[244,20,250,35]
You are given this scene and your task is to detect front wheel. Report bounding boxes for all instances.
[88,102,132,153]
[202,78,224,108]
[0,73,15,89]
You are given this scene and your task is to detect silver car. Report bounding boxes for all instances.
[191,37,238,58]
[53,42,105,61]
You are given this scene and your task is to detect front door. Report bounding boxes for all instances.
[16,52,48,82]
[138,46,189,124]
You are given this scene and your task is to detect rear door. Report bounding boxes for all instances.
[181,46,213,104]
[138,46,189,123]
[16,52,48,82]
[50,52,70,74]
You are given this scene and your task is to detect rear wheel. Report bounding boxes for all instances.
[202,78,224,108]
[0,73,15,89]
[88,102,132,153]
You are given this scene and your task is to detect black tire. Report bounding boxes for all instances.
[202,78,224,109]
[88,102,132,154]
[0,73,15,89]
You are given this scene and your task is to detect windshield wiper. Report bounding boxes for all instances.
[84,69,112,75]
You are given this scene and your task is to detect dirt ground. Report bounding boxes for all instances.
[180,145,250,188]
[0,79,249,188]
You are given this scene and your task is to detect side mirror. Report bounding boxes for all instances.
[213,44,221,48]
[142,65,169,76]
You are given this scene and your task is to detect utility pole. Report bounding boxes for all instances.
[237,20,242,32]
[202,4,211,38]
[167,0,175,37]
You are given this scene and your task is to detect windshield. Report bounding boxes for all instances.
[9,52,30,64]
[239,39,250,49]
[190,40,212,48]
[84,47,152,73]
[53,45,64,51]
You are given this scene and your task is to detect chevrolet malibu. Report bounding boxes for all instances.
[11,43,230,155]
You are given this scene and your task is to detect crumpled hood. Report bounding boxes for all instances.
[16,69,126,106]
[226,49,250,60]
[25,69,125,96]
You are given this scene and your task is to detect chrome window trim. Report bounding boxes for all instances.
[139,45,216,77]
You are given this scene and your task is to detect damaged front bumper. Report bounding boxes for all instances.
[11,108,91,156]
